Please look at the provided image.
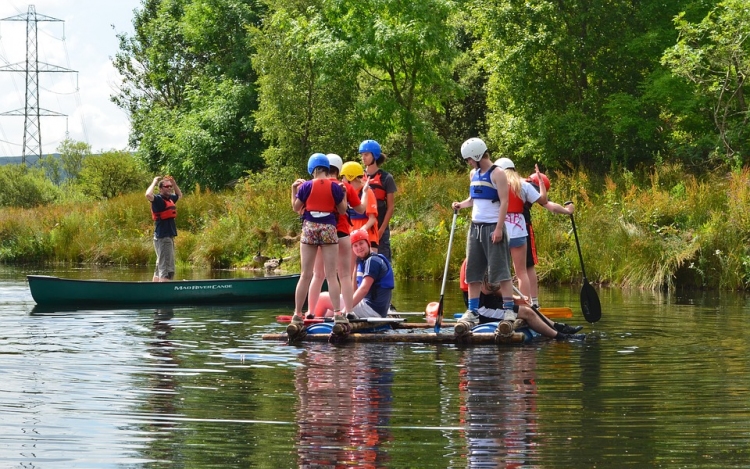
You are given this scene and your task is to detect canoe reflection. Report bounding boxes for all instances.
[294,345,395,467]
[459,347,539,468]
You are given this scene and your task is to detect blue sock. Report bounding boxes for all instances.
[468,298,479,311]
[503,297,514,310]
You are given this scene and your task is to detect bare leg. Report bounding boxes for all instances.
[294,243,318,316]
[510,244,531,298]
[527,265,539,301]
[307,247,325,316]
[320,244,341,312]
[517,305,558,337]
[338,236,354,313]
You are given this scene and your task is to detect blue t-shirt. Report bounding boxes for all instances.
[151,194,179,238]
[356,254,394,317]
[296,179,345,225]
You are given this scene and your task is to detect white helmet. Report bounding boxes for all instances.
[460,138,487,162]
[495,157,515,170]
[326,153,343,173]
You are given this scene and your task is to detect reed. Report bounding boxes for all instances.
[1,165,750,290]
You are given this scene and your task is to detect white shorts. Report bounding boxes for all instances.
[478,306,517,321]
[351,301,382,318]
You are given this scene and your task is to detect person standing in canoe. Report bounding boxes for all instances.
[451,138,516,326]
[316,229,394,318]
[146,176,182,282]
[341,161,379,253]
[306,154,368,318]
[359,140,397,263]
[291,154,349,328]
[522,167,575,308]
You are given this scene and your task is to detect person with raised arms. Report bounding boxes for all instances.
[522,166,575,308]
[146,175,182,282]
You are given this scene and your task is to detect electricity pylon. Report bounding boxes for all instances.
[0,5,76,164]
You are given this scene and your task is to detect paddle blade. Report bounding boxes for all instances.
[580,282,602,323]
[538,307,573,319]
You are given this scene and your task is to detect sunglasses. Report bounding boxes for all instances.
[161,185,173,189]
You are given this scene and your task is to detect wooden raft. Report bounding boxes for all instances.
[262,331,526,344]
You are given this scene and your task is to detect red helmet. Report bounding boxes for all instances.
[527,172,550,191]
[350,229,369,246]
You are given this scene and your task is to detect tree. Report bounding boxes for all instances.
[37,154,63,185]
[251,0,360,169]
[662,0,750,166]
[329,0,459,167]
[467,0,701,171]
[76,150,148,199]
[112,0,265,189]
[57,138,91,180]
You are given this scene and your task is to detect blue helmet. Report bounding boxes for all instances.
[358,140,382,160]
[307,153,329,175]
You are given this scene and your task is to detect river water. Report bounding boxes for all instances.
[2,266,750,468]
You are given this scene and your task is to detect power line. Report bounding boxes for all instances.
[0,5,76,164]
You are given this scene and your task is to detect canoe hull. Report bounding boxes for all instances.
[27,274,300,307]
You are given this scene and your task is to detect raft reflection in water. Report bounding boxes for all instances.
[458,347,539,467]
[294,344,395,466]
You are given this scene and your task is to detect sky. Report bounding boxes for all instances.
[0,1,142,158]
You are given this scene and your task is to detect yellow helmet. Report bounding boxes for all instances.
[340,161,365,181]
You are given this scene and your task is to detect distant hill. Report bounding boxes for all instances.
[0,154,58,166]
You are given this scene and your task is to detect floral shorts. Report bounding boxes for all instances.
[301,220,338,246]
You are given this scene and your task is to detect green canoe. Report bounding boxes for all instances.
[27,274,300,307]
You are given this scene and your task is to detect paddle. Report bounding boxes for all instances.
[564,201,602,323]
[435,209,459,334]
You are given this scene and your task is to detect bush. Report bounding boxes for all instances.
[0,164,60,208]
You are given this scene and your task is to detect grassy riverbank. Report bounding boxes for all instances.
[2,164,749,290]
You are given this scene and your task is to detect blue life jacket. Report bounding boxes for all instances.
[469,165,499,202]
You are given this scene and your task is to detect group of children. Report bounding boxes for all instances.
[289,136,585,341]
[453,138,586,341]
[289,140,397,328]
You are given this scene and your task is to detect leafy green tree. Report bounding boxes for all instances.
[76,150,149,199]
[468,0,703,171]
[37,154,63,185]
[57,138,91,180]
[251,0,359,169]
[112,0,265,190]
[662,0,750,166]
[329,0,459,167]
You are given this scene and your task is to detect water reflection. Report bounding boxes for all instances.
[141,308,179,463]
[294,344,395,467]
[457,347,540,468]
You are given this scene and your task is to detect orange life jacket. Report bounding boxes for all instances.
[507,187,524,213]
[305,178,336,213]
[151,198,177,221]
[365,169,388,202]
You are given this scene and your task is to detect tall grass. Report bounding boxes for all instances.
[2,165,750,290]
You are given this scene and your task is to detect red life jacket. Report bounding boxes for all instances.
[507,188,524,214]
[365,169,388,202]
[151,197,177,221]
[305,178,336,213]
